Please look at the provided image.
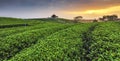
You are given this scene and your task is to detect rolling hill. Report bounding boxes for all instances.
[0,17,120,61]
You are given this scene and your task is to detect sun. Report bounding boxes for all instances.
[85,11,94,14]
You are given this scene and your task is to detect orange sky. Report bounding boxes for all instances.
[56,0,120,19]
[61,5,120,19]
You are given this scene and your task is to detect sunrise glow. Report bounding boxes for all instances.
[63,6,120,19]
[0,0,120,19]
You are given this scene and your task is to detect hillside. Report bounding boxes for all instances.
[0,17,120,61]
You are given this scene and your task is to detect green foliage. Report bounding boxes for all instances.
[87,22,120,61]
[0,17,120,61]
[0,23,72,61]
[0,22,64,38]
[8,24,92,61]
[0,17,43,27]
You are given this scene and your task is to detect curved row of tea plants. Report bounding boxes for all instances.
[0,23,72,61]
[87,22,120,61]
[0,22,65,39]
[0,17,42,26]
[7,24,94,61]
[0,24,30,28]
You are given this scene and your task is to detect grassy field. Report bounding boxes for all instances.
[0,17,120,61]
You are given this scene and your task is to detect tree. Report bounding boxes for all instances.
[93,19,98,22]
[102,15,118,21]
[74,16,83,22]
[111,15,118,20]
[51,14,58,19]
[99,18,104,20]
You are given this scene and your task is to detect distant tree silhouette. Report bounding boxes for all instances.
[111,15,118,20]
[99,18,104,20]
[74,16,83,22]
[51,14,58,19]
[102,15,118,21]
[93,19,98,22]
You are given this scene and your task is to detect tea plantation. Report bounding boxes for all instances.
[0,17,120,61]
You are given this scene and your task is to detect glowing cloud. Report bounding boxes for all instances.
[64,6,120,19]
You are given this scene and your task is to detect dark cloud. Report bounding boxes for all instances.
[0,0,120,18]
[0,0,53,8]
[0,0,120,9]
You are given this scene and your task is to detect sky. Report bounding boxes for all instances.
[0,0,120,19]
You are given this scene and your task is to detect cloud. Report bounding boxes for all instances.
[0,0,120,10]
[59,0,120,11]
[0,0,120,19]
[0,0,52,8]
[63,5,120,19]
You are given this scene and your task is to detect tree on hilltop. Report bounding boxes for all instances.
[74,16,83,22]
[51,14,58,19]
